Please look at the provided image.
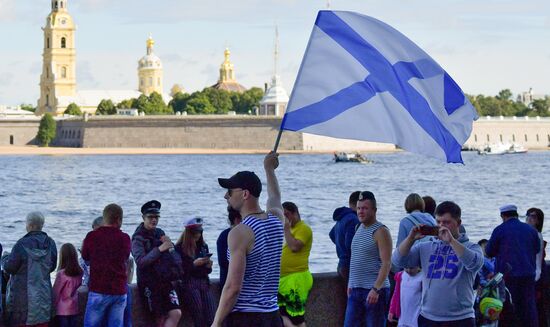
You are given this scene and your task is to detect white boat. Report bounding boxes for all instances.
[477,143,528,155]
[333,152,372,163]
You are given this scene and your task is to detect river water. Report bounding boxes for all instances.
[1,151,549,277]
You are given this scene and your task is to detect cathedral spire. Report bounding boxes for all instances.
[274,25,279,77]
[146,35,154,55]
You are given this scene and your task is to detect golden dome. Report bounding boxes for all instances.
[147,36,154,48]
[224,48,231,61]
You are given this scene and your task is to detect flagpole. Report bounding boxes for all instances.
[273,127,284,152]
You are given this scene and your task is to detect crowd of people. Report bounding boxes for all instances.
[0,151,546,327]
[333,192,546,327]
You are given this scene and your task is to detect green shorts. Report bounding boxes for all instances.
[277,270,313,317]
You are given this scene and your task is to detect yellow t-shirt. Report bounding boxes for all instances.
[280,220,313,277]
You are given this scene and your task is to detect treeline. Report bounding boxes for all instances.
[467,89,550,117]
[21,88,550,117]
[94,87,265,115]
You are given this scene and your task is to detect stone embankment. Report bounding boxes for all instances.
[2,269,550,326]
[75,272,347,327]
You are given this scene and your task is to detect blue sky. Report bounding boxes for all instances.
[0,0,548,105]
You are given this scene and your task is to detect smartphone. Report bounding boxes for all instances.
[204,253,213,258]
[419,225,439,236]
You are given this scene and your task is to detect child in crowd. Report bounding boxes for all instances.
[388,266,422,327]
[477,239,495,287]
[53,243,84,327]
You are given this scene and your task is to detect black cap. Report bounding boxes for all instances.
[218,171,262,198]
[141,200,161,215]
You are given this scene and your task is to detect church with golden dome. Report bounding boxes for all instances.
[211,48,247,93]
[138,36,164,96]
[36,0,164,116]
[34,0,285,117]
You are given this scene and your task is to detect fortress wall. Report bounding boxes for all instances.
[465,117,550,149]
[63,116,304,150]
[2,116,550,151]
[0,119,39,146]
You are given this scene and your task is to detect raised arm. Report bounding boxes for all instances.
[392,225,423,269]
[264,151,284,222]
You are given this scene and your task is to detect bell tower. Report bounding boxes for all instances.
[219,48,235,83]
[37,0,77,115]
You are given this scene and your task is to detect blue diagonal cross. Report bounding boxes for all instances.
[282,11,467,163]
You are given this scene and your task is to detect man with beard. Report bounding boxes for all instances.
[212,152,284,327]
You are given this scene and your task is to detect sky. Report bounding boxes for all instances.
[0,0,549,106]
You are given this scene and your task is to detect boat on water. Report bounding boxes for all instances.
[477,143,528,155]
[333,152,373,163]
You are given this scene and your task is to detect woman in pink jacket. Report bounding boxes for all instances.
[53,243,83,327]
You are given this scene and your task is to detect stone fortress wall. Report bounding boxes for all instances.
[1,116,549,151]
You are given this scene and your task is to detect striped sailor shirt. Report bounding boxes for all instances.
[230,213,284,313]
[348,221,390,290]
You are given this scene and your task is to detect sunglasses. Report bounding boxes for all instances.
[227,188,244,196]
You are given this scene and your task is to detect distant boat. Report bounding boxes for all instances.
[477,143,528,155]
[333,152,373,163]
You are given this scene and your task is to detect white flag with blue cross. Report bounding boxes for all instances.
[281,10,478,163]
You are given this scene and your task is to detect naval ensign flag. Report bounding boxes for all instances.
[280,11,478,163]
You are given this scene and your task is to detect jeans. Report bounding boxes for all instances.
[84,291,127,327]
[124,286,132,327]
[344,287,390,327]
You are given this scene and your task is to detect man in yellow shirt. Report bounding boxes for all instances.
[279,202,313,327]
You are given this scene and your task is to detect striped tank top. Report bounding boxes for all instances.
[231,213,283,312]
[348,221,390,289]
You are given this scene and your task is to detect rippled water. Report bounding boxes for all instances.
[2,151,549,277]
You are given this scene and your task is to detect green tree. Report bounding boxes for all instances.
[231,87,264,114]
[116,99,134,109]
[496,89,513,101]
[185,93,215,114]
[168,91,191,113]
[203,88,233,114]
[135,94,150,113]
[146,92,172,114]
[36,113,56,147]
[64,103,82,116]
[531,98,550,117]
[20,104,36,112]
[96,99,116,115]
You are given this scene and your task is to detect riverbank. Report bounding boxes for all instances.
[0,145,399,156]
